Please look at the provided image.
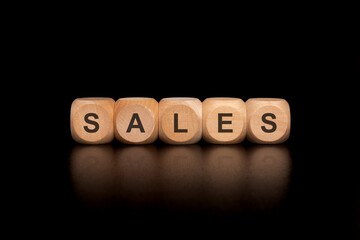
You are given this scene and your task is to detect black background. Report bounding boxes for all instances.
[16,12,359,239]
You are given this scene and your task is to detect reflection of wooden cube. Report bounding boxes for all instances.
[114,97,158,144]
[202,97,246,144]
[159,98,202,144]
[246,98,291,144]
[70,97,115,144]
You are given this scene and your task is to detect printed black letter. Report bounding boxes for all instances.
[174,113,188,133]
[218,113,233,133]
[261,113,277,133]
[127,113,145,133]
[84,113,100,133]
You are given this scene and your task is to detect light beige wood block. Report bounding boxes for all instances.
[70,97,115,144]
[114,97,158,144]
[159,97,202,144]
[246,98,290,144]
[203,97,246,144]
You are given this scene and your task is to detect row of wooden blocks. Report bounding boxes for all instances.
[71,97,291,144]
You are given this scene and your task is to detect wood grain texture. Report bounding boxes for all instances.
[114,97,158,144]
[246,98,290,144]
[202,97,246,144]
[159,98,202,144]
[70,97,115,144]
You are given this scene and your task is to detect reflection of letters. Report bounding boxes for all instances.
[70,145,115,207]
[70,144,292,212]
[246,145,291,210]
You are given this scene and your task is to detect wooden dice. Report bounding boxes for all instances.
[159,98,202,144]
[114,97,158,144]
[70,97,291,144]
[203,97,246,144]
[246,98,291,144]
[70,97,115,144]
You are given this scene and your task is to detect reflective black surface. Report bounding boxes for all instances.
[37,140,354,238]
[69,144,292,214]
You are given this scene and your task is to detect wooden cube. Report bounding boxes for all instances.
[202,97,246,144]
[246,98,290,144]
[70,97,115,144]
[114,97,158,144]
[159,97,202,144]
